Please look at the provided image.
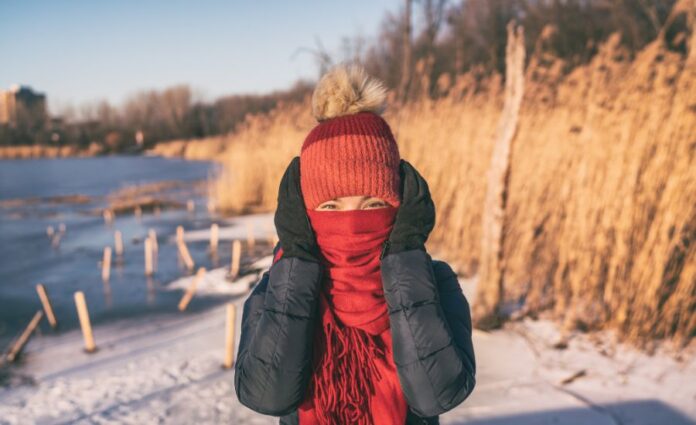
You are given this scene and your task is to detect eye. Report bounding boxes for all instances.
[318,202,338,210]
[364,200,387,209]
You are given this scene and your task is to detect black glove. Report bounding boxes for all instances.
[381,159,435,259]
[273,156,321,263]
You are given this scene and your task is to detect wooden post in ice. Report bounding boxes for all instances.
[144,237,154,276]
[47,225,60,247]
[210,223,219,253]
[36,284,58,329]
[103,209,114,226]
[176,225,184,245]
[74,291,96,353]
[178,267,205,311]
[177,236,195,272]
[229,240,241,280]
[51,229,62,248]
[6,310,43,363]
[246,222,255,251]
[101,246,112,282]
[223,303,236,369]
[176,226,194,271]
[149,229,158,272]
[149,229,159,253]
[114,230,124,257]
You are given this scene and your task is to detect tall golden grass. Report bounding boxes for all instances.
[504,31,696,346]
[146,136,227,160]
[208,26,695,345]
[208,101,315,213]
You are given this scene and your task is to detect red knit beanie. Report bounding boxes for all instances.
[300,63,401,210]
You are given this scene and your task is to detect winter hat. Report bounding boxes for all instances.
[299,63,401,210]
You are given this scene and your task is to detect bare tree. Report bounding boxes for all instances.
[420,0,448,48]
[161,85,193,136]
[398,0,413,102]
[474,21,526,329]
[339,33,369,65]
[291,36,334,79]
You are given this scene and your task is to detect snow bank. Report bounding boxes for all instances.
[165,256,273,297]
[181,212,275,243]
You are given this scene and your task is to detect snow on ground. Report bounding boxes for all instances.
[164,256,273,297]
[181,212,275,244]
[453,320,696,425]
[0,290,272,425]
[1,213,695,425]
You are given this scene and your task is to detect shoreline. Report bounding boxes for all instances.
[0,138,225,161]
[0,144,103,159]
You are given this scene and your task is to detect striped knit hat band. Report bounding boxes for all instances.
[299,111,401,210]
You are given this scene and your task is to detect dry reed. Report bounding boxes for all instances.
[209,101,314,214]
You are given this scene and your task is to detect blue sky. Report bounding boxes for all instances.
[0,0,401,114]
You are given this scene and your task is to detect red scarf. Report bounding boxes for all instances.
[282,205,408,425]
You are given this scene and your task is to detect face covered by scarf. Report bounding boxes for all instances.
[295,205,409,425]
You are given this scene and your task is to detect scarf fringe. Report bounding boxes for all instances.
[310,305,386,425]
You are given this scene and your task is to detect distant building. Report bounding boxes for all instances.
[0,84,47,128]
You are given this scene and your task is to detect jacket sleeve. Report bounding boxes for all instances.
[381,248,476,417]
[234,246,323,416]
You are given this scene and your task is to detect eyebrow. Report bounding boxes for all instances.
[328,196,373,201]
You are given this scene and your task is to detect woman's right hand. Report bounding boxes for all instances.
[273,156,321,263]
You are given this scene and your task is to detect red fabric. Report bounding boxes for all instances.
[295,205,408,425]
[299,111,401,210]
[272,245,284,265]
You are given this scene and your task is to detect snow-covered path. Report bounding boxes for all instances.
[1,215,694,424]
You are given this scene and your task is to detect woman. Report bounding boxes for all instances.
[234,63,476,425]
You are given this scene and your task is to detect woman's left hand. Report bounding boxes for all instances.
[382,159,435,258]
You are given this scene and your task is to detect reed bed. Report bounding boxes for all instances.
[210,29,695,346]
[146,136,227,160]
[209,101,315,213]
[502,32,696,347]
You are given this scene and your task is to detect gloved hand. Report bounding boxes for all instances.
[381,159,435,259]
[273,156,321,263]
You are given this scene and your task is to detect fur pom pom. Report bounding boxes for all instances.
[312,63,388,122]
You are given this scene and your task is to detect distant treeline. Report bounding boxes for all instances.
[0,0,682,150]
[0,81,314,151]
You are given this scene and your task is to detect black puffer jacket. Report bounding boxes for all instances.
[234,241,476,424]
